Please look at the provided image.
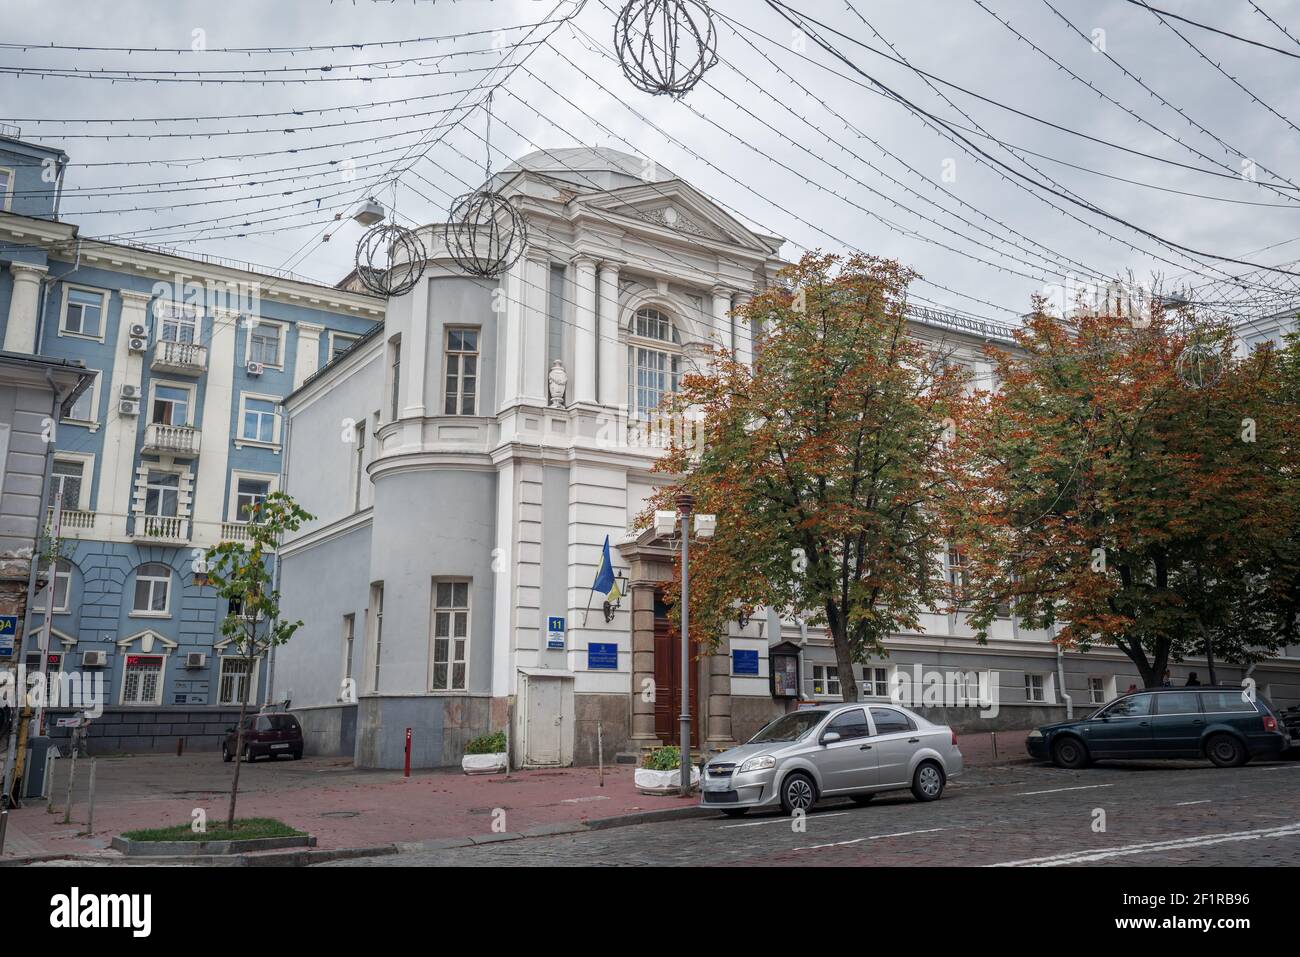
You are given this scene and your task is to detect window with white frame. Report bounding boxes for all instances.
[156,301,199,344]
[34,559,73,613]
[239,395,279,445]
[66,371,98,423]
[144,470,180,518]
[811,664,840,697]
[1088,676,1107,705]
[443,328,479,415]
[431,580,469,691]
[865,666,890,698]
[946,546,970,605]
[218,656,255,705]
[369,581,384,692]
[133,563,172,615]
[342,613,355,684]
[247,321,284,367]
[330,331,359,362]
[50,457,87,512]
[232,475,271,522]
[151,384,191,426]
[61,287,106,339]
[627,307,681,422]
[1025,673,1047,703]
[0,167,12,211]
[122,654,164,705]
[351,419,366,512]
[388,335,402,421]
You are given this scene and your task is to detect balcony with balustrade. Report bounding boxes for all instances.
[142,422,201,457]
[130,514,190,543]
[150,339,208,376]
[45,506,97,537]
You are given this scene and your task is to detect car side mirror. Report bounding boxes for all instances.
[820,731,841,745]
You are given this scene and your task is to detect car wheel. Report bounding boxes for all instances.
[1206,733,1247,768]
[1051,736,1090,769]
[292,750,303,761]
[222,744,232,763]
[721,808,749,818]
[911,761,945,802]
[780,772,817,815]
[243,746,254,763]
[849,794,875,806]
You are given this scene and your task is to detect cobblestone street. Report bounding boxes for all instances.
[325,759,1300,867]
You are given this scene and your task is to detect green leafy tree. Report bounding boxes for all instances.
[204,491,313,830]
[645,252,964,701]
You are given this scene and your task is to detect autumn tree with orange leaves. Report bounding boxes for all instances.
[945,300,1299,688]
[645,253,965,702]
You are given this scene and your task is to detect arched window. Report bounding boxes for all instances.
[133,563,172,616]
[627,307,682,422]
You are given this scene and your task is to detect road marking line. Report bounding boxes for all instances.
[987,822,1300,867]
[1257,764,1300,771]
[795,827,947,851]
[720,811,849,829]
[1015,784,1115,796]
[1175,800,1211,806]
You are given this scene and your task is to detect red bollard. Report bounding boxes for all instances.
[404,727,412,778]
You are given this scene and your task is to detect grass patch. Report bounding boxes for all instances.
[121,817,304,843]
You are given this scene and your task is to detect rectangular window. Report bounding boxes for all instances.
[158,303,199,344]
[443,328,479,416]
[234,477,270,522]
[1088,676,1106,705]
[151,385,191,426]
[330,332,359,362]
[0,168,11,211]
[249,324,282,366]
[389,335,402,421]
[947,547,969,604]
[342,614,355,683]
[50,459,85,512]
[1199,691,1256,714]
[811,664,840,698]
[122,655,164,705]
[352,420,366,512]
[432,580,469,691]
[63,288,105,338]
[133,564,172,614]
[370,582,384,692]
[144,470,180,518]
[630,347,680,421]
[240,397,278,444]
[218,657,254,706]
[865,666,890,698]
[67,372,97,422]
[1025,673,1046,703]
[34,561,71,613]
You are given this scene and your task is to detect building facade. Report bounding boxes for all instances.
[273,148,1300,772]
[0,132,384,749]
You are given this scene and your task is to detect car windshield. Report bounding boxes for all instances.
[749,711,827,743]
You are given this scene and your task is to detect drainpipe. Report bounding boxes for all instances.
[52,154,69,222]
[1056,640,1073,720]
[34,241,82,353]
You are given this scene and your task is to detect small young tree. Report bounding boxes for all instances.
[204,491,313,830]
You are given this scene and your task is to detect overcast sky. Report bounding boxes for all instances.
[5,0,1300,324]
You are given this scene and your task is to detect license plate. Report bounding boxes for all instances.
[271,743,289,749]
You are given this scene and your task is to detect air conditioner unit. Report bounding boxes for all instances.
[118,398,140,416]
[127,336,148,353]
[246,361,264,376]
[81,650,107,668]
[128,322,148,338]
[120,383,141,400]
[185,652,207,669]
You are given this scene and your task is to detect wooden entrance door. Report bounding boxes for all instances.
[652,590,699,749]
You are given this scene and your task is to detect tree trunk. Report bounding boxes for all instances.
[1199,621,1218,685]
[829,617,861,702]
[226,644,253,832]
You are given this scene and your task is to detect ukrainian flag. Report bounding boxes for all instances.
[592,534,620,604]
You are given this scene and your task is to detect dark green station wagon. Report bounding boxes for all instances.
[1026,686,1290,769]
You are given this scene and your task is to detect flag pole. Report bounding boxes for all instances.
[582,588,596,627]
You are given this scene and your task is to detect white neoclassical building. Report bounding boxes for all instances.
[273,148,1300,769]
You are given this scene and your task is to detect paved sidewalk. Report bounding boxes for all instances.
[1,727,1032,863]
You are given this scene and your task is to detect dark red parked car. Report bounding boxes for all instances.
[222,712,303,762]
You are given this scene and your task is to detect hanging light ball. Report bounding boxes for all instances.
[443,189,527,279]
[615,0,718,97]
[1175,338,1225,390]
[355,222,427,298]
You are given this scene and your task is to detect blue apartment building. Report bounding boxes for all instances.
[0,132,383,748]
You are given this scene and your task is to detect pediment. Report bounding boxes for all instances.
[573,180,780,255]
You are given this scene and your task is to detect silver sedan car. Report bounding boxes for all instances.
[700,702,963,817]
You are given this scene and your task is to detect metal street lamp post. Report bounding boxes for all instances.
[676,493,694,797]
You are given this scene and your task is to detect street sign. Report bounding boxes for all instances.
[546,616,566,650]
[0,615,16,657]
[587,642,618,670]
[732,649,759,676]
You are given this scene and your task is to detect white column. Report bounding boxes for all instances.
[597,261,621,406]
[4,262,47,354]
[572,255,598,404]
[402,277,429,418]
[191,307,237,545]
[522,252,550,403]
[99,290,152,539]
[293,321,323,390]
[710,286,734,352]
[733,291,753,368]
[499,260,524,408]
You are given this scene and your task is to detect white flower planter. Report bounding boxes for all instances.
[461,752,508,775]
[634,764,701,794]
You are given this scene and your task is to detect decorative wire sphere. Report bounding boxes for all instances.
[1175,339,1225,390]
[355,223,427,298]
[615,0,718,97]
[443,189,527,279]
